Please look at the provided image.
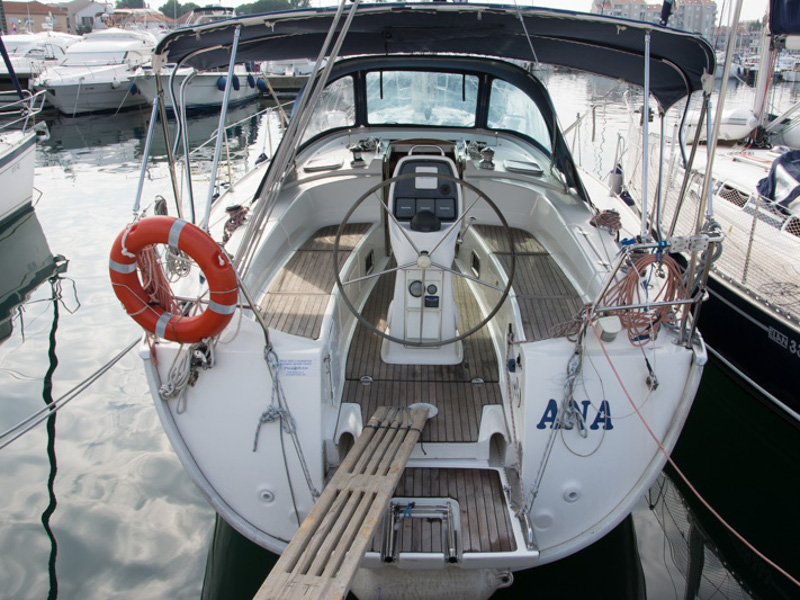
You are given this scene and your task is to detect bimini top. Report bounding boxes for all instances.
[154,3,714,110]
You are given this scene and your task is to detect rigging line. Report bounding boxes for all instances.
[589,318,800,591]
[237,0,362,274]
[513,2,539,67]
[0,337,140,451]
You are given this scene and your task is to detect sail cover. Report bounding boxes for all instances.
[757,150,800,214]
[155,3,714,110]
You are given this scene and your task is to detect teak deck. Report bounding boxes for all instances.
[262,223,581,343]
[254,223,579,597]
[254,406,428,600]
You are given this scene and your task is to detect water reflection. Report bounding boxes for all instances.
[667,360,800,600]
[37,98,278,164]
[0,210,66,346]
[41,275,62,600]
[0,208,69,599]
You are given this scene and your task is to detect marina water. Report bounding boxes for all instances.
[1,71,798,599]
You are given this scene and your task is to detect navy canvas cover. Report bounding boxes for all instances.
[770,0,800,35]
[154,4,714,110]
[756,150,800,210]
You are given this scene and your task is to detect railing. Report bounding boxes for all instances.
[0,89,47,133]
[626,123,800,330]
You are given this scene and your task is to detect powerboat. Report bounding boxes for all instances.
[31,28,158,115]
[128,6,264,113]
[109,4,716,598]
[129,62,264,112]
[0,31,80,92]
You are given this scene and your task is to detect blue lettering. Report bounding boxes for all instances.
[537,399,613,431]
[562,400,590,431]
[590,400,614,430]
[536,399,559,429]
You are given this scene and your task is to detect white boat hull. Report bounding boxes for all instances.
[131,68,262,111]
[116,10,714,596]
[38,73,145,115]
[0,130,36,226]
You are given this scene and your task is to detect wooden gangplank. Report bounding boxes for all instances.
[254,406,428,600]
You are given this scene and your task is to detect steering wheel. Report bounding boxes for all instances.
[333,172,515,347]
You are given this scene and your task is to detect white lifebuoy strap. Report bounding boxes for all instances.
[155,311,173,339]
[168,218,188,252]
[109,258,137,273]
[208,299,237,315]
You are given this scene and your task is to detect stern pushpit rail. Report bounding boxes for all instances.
[255,406,428,600]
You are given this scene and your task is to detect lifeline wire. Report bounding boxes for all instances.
[0,337,140,450]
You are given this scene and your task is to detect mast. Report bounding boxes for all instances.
[752,6,774,128]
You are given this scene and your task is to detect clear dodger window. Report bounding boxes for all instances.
[366,70,478,127]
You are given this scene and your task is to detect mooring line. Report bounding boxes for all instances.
[590,319,800,590]
[0,337,141,450]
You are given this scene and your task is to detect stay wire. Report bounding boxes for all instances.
[0,337,141,451]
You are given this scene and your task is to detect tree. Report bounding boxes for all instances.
[116,0,145,8]
[235,0,310,17]
[158,0,201,20]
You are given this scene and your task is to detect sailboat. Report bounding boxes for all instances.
[625,0,800,424]
[109,4,716,598]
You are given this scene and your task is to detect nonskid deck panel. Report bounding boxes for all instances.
[476,225,583,341]
[260,223,370,339]
[368,467,516,554]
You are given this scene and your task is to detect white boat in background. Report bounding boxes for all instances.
[130,62,264,112]
[0,89,46,227]
[109,5,715,599]
[177,5,235,26]
[625,0,800,424]
[684,106,759,142]
[0,31,80,92]
[31,28,158,115]
[127,5,265,112]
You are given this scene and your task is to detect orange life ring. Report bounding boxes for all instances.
[109,216,238,343]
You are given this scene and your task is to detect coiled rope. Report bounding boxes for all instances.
[601,252,687,346]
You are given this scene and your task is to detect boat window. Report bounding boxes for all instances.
[366,71,478,127]
[487,79,551,152]
[61,52,128,66]
[300,75,356,144]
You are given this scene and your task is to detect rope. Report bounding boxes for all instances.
[158,339,215,412]
[136,245,180,313]
[589,318,800,591]
[601,252,687,346]
[590,210,622,233]
[253,347,321,501]
[0,338,140,450]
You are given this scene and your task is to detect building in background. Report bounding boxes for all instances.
[48,0,113,34]
[3,0,68,33]
[591,0,717,41]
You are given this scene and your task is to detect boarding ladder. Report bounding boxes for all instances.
[254,406,428,600]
